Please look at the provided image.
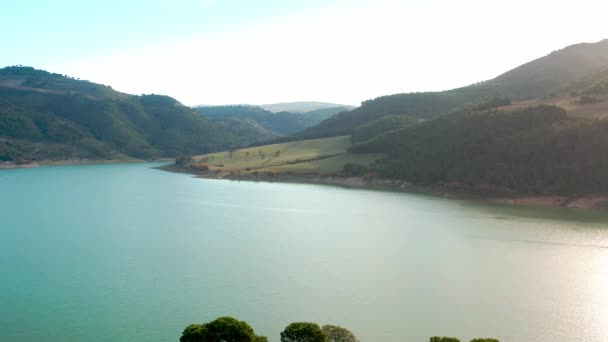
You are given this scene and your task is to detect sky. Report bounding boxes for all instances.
[1,0,607,106]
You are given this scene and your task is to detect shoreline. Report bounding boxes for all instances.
[158,164,608,210]
[0,158,173,170]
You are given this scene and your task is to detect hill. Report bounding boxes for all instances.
[159,39,608,197]
[351,105,608,195]
[178,136,379,175]
[352,115,422,143]
[258,101,355,113]
[0,66,243,162]
[486,40,608,99]
[194,105,347,144]
[297,39,608,140]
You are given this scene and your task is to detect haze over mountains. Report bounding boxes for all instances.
[182,39,608,196]
[196,104,351,145]
[258,101,356,113]
[296,39,608,140]
[2,38,608,194]
[0,68,349,161]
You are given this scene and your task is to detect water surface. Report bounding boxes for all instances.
[1,163,608,341]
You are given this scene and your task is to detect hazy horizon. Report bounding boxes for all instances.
[2,0,606,106]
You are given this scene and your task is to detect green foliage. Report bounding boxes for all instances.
[181,324,209,342]
[0,66,247,161]
[430,337,460,342]
[0,100,42,139]
[0,65,60,78]
[351,115,421,143]
[298,40,608,140]
[196,105,344,144]
[176,155,193,166]
[180,317,267,342]
[352,105,608,195]
[567,66,608,96]
[296,86,496,140]
[301,107,350,122]
[484,40,608,99]
[470,339,499,342]
[280,322,327,342]
[321,325,359,342]
[190,136,353,173]
[474,96,512,111]
[341,163,369,177]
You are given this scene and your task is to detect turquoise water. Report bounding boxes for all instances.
[1,163,608,342]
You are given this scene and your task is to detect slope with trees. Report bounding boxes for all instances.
[179,316,497,342]
[351,115,421,143]
[195,105,348,144]
[0,66,243,161]
[297,40,608,140]
[351,105,608,195]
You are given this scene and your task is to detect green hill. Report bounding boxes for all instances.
[158,38,608,196]
[195,105,347,144]
[182,136,379,175]
[352,115,422,143]
[0,66,242,162]
[297,39,608,140]
[351,105,608,195]
[486,40,608,99]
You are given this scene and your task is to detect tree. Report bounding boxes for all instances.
[180,316,267,342]
[280,322,327,342]
[321,325,359,342]
[181,324,208,342]
[430,338,460,342]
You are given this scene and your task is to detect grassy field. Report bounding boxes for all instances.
[192,136,380,175]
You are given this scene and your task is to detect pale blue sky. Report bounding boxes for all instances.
[2,0,607,105]
[2,0,346,65]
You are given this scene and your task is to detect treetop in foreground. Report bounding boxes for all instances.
[280,322,327,342]
[180,316,267,342]
[321,324,359,342]
[430,337,500,342]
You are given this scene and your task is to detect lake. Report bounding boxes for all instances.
[1,162,608,342]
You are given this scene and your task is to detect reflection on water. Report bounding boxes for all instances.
[1,163,607,342]
[461,198,608,224]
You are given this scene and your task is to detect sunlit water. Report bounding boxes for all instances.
[1,163,608,342]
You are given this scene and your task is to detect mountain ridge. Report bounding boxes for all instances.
[0,66,241,161]
[296,39,608,140]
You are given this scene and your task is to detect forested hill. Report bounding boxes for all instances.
[297,39,608,140]
[352,105,608,195]
[195,105,348,144]
[0,66,243,162]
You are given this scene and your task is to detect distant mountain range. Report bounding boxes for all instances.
[258,101,355,113]
[3,37,608,189]
[195,105,350,145]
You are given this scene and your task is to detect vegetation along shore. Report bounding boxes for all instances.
[160,133,608,210]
